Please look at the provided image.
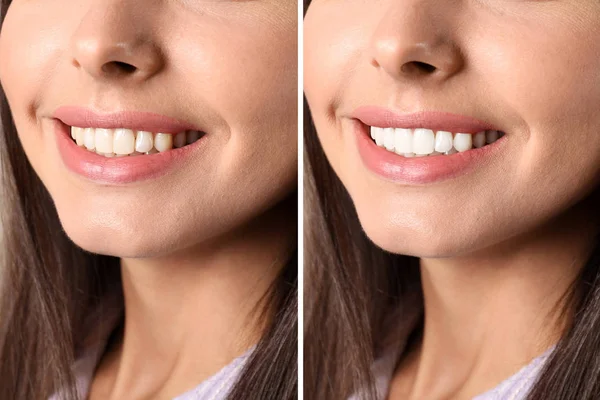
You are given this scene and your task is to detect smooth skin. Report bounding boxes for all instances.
[305,0,600,399]
[0,0,297,399]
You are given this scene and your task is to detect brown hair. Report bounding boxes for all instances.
[0,1,297,399]
[303,1,600,398]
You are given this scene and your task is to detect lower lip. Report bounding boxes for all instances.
[353,120,506,184]
[54,120,206,184]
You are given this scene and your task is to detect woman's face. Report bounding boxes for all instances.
[305,1,600,257]
[0,0,297,257]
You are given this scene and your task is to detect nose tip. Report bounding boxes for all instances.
[370,7,464,82]
[72,37,164,81]
[70,5,164,82]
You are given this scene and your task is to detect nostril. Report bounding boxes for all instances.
[114,61,137,73]
[102,61,138,75]
[411,61,436,74]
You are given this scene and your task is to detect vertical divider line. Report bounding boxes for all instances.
[297,0,305,398]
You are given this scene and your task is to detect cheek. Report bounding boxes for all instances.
[0,3,72,189]
[304,3,367,117]
[304,6,362,188]
[174,21,297,163]
[180,19,296,121]
[0,3,69,112]
[479,15,600,159]
[478,16,600,210]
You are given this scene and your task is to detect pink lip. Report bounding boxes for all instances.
[53,106,200,134]
[351,106,497,133]
[52,118,207,185]
[350,110,506,184]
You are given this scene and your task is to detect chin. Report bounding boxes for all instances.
[63,225,148,258]
[57,210,177,258]
[363,228,465,259]
[356,209,492,259]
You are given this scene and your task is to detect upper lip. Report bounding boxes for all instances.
[53,106,201,134]
[351,106,499,134]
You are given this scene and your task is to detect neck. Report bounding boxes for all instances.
[93,198,296,400]
[394,199,598,400]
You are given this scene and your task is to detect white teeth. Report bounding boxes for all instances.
[453,133,472,152]
[113,129,135,155]
[486,130,499,144]
[83,128,95,150]
[383,128,395,151]
[413,129,435,155]
[394,128,412,154]
[374,128,384,146]
[96,150,114,158]
[75,127,85,146]
[95,128,114,153]
[174,132,187,148]
[434,131,453,153]
[135,131,154,153]
[473,131,486,148]
[154,133,173,152]
[370,126,501,157]
[71,127,203,157]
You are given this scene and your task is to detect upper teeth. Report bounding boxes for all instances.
[70,127,202,157]
[370,127,502,157]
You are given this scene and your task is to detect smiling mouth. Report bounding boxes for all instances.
[70,126,206,157]
[369,126,506,157]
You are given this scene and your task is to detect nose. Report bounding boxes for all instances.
[370,2,464,83]
[70,2,164,82]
